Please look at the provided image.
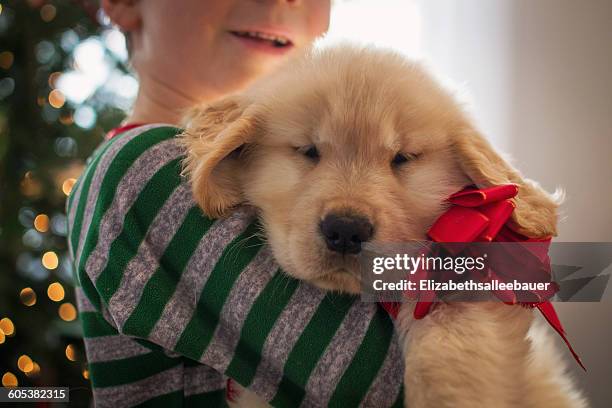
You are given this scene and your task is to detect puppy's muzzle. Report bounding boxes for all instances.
[319,213,374,254]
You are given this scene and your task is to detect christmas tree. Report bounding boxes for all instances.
[0,1,134,405]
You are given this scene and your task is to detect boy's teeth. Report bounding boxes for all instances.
[236,31,289,45]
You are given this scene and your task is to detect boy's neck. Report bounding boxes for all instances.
[126,73,213,126]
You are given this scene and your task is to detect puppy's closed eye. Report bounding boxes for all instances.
[295,145,320,162]
[391,152,419,167]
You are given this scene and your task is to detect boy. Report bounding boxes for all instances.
[67,0,404,406]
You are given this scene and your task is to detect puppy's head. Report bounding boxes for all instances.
[181,44,558,293]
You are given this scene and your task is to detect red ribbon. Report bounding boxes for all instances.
[380,184,584,370]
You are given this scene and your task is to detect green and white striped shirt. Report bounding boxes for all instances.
[66,124,404,407]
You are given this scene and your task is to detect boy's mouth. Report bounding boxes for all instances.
[229,30,293,48]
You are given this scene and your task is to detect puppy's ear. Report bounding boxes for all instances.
[453,126,560,238]
[180,96,264,218]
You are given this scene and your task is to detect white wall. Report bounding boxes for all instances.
[417,0,515,152]
[510,2,612,406]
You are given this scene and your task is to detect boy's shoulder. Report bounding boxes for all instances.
[86,124,184,180]
[99,123,182,155]
[67,124,187,217]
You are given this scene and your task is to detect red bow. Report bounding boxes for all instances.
[380,184,584,370]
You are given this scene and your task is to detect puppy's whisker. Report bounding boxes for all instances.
[265,271,293,309]
[222,234,257,270]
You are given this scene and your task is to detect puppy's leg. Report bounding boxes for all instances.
[397,302,534,408]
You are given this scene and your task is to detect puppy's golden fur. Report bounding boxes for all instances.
[180,44,587,407]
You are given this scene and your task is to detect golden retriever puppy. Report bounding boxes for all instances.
[180,43,587,408]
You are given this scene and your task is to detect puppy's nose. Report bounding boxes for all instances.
[319,213,374,254]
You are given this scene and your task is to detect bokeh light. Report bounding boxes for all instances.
[33,213,49,232]
[73,105,96,129]
[47,282,65,302]
[17,355,34,373]
[35,40,55,64]
[65,344,77,361]
[40,4,56,22]
[19,287,37,306]
[25,362,41,378]
[1,372,18,387]
[20,172,43,198]
[0,51,14,70]
[0,318,15,336]
[59,113,74,125]
[2,3,136,405]
[22,229,43,249]
[48,89,66,108]
[48,71,62,87]
[42,251,59,270]
[62,178,76,196]
[59,303,77,321]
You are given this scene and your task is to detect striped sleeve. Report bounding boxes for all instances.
[66,124,405,407]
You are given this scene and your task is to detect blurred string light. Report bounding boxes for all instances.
[48,89,65,108]
[65,344,77,361]
[1,372,17,387]
[102,28,128,60]
[18,207,36,227]
[62,178,76,195]
[42,251,59,270]
[0,317,15,336]
[47,282,65,302]
[73,105,96,129]
[50,213,68,236]
[25,362,41,378]
[17,355,34,373]
[40,4,56,22]
[0,330,4,344]
[20,171,42,198]
[0,77,14,99]
[58,113,74,125]
[56,28,137,115]
[35,40,55,64]
[0,51,14,69]
[22,229,43,249]
[60,30,79,52]
[48,71,61,87]
[54,137,77,157]
[59,303,77,321]
[33,213,49,232]
[82,366,89,379]
[19,287,37,306]
[58,38,108,103]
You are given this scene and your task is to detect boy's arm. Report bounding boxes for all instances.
[67,125,404,407]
